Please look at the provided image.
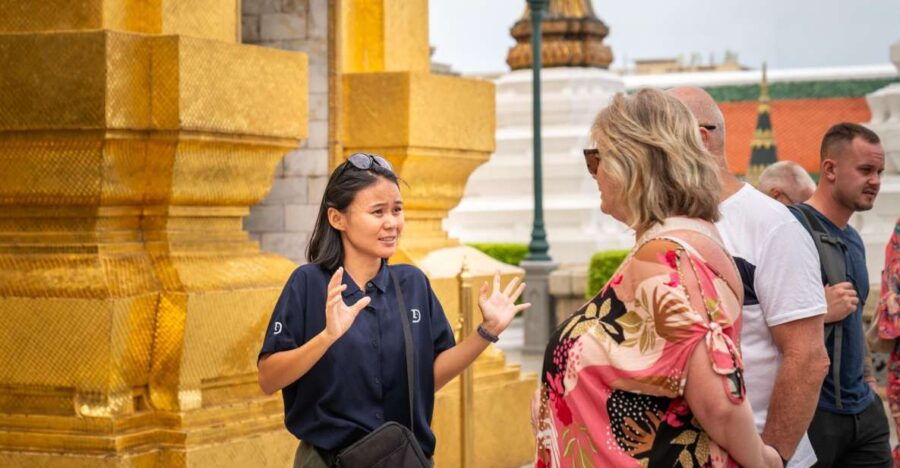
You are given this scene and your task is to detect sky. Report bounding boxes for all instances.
[429,0,900,75]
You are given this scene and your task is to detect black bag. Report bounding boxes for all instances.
[332,267,429,468]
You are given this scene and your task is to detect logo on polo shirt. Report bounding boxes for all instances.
[410,309,421,323]
[273,322,283,335]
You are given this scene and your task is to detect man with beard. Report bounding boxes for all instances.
[797,122,891,467]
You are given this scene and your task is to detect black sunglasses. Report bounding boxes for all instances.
[699,124,718,131]
[583,148,600,176]
[340,152,394,175]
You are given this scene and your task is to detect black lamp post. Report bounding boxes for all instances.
[524,0,551,262]
[521,0,557,353]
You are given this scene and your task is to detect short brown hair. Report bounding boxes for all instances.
[590,88,721,233]
[820,122,880,161]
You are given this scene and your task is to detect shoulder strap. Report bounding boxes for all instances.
[789,203,847,286]
[787,203,848,409]
[387,266,415,430]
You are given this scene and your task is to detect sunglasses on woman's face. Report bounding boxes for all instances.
[342,152,394,174]
[583,148,600,176]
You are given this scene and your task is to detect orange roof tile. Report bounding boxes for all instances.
[720,97,872,175]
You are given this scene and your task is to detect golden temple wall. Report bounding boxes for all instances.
[0,1,308,466]
[0,1,538,466]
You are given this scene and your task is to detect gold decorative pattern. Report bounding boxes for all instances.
[0,6,306,467]
[507,0,614,70]
[0,0,239,43]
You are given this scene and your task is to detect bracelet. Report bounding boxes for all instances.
[477,324,499,343]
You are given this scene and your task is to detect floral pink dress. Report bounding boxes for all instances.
[874,219,900,462]
[533,218,745,467]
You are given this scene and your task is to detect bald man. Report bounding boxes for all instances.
[759,161,817,205]
[669,87,829,468]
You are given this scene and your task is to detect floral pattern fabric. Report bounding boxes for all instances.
[533,219,745,468]
[874,220,900,465]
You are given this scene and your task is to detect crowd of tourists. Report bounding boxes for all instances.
[256,85,897,468]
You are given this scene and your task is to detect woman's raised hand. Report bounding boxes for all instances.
[323,267,371,342]
[478,271,531,336]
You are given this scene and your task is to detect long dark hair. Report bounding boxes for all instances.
[306,158,399,271]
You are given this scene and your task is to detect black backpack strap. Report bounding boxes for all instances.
[787,203,849,409]
[790,203,847,286]
[387,266,415,430]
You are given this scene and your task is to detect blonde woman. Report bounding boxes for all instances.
[532,89,781,468]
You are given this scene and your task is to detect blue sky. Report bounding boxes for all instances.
[430,0,900,74]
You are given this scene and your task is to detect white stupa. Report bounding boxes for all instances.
[445,3,632,265]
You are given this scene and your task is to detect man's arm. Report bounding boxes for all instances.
[762,315,829,459]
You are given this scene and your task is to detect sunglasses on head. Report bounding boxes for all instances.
[583,148,600,176]
[340,152,394,175]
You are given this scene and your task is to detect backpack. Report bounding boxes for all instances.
[787,203,851,408]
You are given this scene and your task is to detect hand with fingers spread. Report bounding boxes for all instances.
[478,271,531,337]
[323,267,372,343]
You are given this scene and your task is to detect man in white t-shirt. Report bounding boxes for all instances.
[670,87,830,467]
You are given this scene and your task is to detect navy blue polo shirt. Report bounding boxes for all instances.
[258,261,455,456]
[797,205,873,414]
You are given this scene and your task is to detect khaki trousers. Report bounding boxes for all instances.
[293,441,329,468]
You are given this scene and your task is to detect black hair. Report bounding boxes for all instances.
[820,122,880,161]
[306,158,399,272]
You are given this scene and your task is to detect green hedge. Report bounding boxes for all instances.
[467,243,529,266]
[586,249,630,298]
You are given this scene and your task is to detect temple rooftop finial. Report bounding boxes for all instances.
[506,0,614,70]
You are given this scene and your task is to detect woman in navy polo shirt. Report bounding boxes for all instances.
[257,153,530,467]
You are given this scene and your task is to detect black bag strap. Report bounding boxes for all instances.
[387,266,415,430]
[790,203,847,286]
[788,202,849,409]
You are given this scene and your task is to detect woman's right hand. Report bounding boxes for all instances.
[322,267,371,343]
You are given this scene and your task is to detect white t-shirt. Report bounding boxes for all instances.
[716,184,826,468]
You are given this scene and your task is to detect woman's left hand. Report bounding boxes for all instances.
[478,271,531,336]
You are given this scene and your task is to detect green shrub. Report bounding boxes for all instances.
[586,249,630,298]
[466,243,529,266]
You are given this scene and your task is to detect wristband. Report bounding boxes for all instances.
[477,324,499,343]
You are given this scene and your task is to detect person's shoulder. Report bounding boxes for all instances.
[388,263,429,283]
[722,189,810,247]
[634,238,683,263]
[721,185,795,224]
[293,263,330,283]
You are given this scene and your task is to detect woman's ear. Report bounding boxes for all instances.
[327,207,346,231]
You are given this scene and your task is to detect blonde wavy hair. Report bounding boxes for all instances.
[590,88,721,232]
